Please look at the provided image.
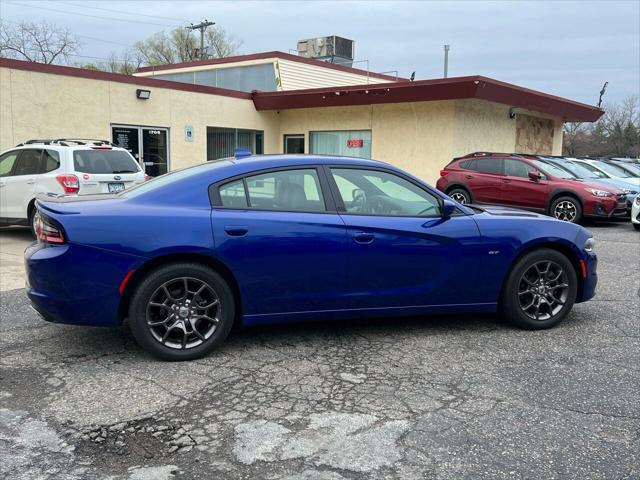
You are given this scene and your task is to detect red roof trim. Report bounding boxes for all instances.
[135,51,404,82]
[251,76,604,122]
[0,57,251,99]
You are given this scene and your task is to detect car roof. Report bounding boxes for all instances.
[198,154,394,178]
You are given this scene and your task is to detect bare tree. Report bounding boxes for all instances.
[0,20,80,64]
[133,25,241,66]
[78,50,144,75]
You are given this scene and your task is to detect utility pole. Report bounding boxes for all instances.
[443,44,450,78]
[187,20,215,60]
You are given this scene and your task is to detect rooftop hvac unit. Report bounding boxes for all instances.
[296,36,354,67]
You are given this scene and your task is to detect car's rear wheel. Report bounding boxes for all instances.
[28,206,38,238]
[500,249,577,330]
[550,196,582,223]
[448,187,472,205]
[633,223,640,231]
[128,263,234,361]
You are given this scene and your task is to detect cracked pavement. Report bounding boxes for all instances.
[1,222,639,479]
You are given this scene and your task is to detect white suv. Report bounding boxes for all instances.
[0,139,146,235]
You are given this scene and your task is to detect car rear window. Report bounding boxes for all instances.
[73,149,140,174]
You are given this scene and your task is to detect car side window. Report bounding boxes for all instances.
[219,179,248,208]
[331,168,441,217]
[474,157,502,175]
[0,151,20,177]
[12,149,42,176]
[245,169,326,212]
[504,159,537,178]
[41,149,60,173]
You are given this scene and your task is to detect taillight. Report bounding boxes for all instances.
[440,169,449,177]
[35,214,65,244]
[56,174,80,194]
[144,174,151,181]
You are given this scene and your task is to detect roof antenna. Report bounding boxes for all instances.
[409,72,415,81]
[597,81,608,108]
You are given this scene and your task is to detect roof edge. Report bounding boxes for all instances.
[0,57,251,99]
[135,51,405,82]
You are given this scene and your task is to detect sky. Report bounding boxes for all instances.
[1,0,638,105]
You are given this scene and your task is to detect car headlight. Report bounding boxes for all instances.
[585,188,613,197]
[635,195,640,206]
[584,237,595,253]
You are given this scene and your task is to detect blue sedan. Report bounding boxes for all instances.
[26,155,598,360]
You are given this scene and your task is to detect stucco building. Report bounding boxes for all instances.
[0,52,602,183]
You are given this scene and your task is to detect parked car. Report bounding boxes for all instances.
[537,156,637,211]
[436,152,628,223]
[575,158,640,181]
[633,195,640,230]
[607,159,640,177]
[26,154,598,361]
[0,139,146,235]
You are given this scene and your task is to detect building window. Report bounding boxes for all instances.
[309,130,371,158]
[284,134,305,154]
[152,63,277,92]
[207,127,264,161]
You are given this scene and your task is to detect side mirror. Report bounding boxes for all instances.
[441,199,457,218]
[528,171,541,182]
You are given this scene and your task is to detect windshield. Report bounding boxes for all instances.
[530,159,574,179]
[547,159,601,179]
[592,160,633,178]
[73,149,141,174]
[613,162,640,176]
[119,163,213,198]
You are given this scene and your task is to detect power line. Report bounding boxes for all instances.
[5,1,183,28]
[57,1,190,24]
[187,20,215,61]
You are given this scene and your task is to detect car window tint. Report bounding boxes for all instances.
[593,161,633,178]
[474,158,501,174]
[41,149,60,173]
[219,179,248,208]
[13,149,42,176]
[245,169,326,212]
[0,151,20,177]
[459,159,477,171]
[331,168,441,217]
[504,159,536,178]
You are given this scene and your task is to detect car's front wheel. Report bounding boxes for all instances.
[128,263,235,361]
[550,196,582,223]
[500,249,577,330]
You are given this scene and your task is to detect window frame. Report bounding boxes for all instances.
[12,148,44,177]
[323,165,450,218]
[209,165,337,214]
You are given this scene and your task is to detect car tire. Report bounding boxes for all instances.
[448,187,472,205]
[128,263,235,361]
[634,223,640,231]
[549,196,582,223]
[500,249,577,330]
[28,206,38,239]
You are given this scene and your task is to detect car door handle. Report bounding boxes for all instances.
[224,226,248,237]
[502,179,511,183]
[26,180,36,185]
[352,232,375,244]
[464,174,474,179]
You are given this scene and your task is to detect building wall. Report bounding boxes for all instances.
[278,99,563,184]
[0,67,279,170]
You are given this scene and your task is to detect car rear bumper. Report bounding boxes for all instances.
[25,241,141,327]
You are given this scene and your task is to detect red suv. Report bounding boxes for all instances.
[436,152,628,223]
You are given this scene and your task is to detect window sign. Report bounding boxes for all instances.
[310,130,372,158]
[185,125,194,142]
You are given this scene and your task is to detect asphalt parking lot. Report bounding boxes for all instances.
[1,222,638,480]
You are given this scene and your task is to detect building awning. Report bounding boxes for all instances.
[251,75,604,122]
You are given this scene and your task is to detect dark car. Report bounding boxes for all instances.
[436,152,628,223]
[27,154,598,361]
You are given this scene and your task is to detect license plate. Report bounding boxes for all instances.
[108,182,125,193]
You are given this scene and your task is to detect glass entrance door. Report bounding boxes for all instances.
[142,128,168,177]
[112,125,169,177]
